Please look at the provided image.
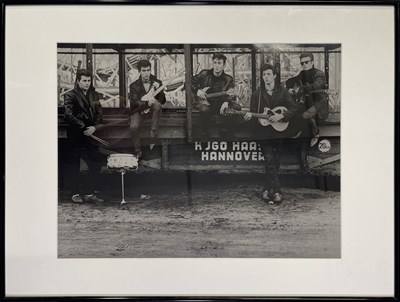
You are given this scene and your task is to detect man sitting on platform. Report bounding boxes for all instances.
[192,53,241,139]
[286,52,329,147]
[128,59,166,158]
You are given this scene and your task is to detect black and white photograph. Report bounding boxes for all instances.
[58,43,341,258]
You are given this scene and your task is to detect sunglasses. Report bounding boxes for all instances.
[300,60,311,66]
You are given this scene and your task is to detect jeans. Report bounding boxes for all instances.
[198,102,241,136]
[302,106,319,137]
[129,102,162,153]
[259,140,282,194]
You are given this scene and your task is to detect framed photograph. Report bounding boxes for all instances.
[3,1,398,299]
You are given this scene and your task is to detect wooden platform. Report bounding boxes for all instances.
[58,108,340,176]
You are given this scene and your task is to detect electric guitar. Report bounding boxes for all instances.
[225,106,289,132]
[196,87,239,106]
[140,71,185,115]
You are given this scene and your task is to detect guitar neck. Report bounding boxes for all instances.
[310,89,336,94]
[151,83,168,97]
[205,91,227,98]
[150,72,183,98]
[230,110,269,119]
[295,81,337,95]
[296,87,337,95]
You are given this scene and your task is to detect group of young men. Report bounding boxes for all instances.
[63,52,328,204]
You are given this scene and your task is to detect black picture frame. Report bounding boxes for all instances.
[2,0,399,300]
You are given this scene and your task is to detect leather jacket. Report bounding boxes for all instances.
[286,68,329,120]
[64,86,103,137]
[128,74,166,114]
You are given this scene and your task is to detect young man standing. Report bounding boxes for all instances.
[192,53,241,138]
[129,60,166,157]
[64,69,105,203]
[286,52,329,147]
[244,64,299,204]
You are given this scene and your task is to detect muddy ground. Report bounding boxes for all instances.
[58,173,340,258]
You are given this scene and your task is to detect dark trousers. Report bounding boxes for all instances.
[198,103,241,136]
[129,102,162,153]
[308,118,319,137]
[302,110,319,137]
[198,104,212,135]
[259,140,282,194]
[65,137,104,195]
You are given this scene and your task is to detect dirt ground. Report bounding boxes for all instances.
[58,173,340,258]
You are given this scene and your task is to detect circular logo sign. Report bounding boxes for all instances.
[318,139,331,153]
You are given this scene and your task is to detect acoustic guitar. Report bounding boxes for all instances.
[290,80,339,104]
